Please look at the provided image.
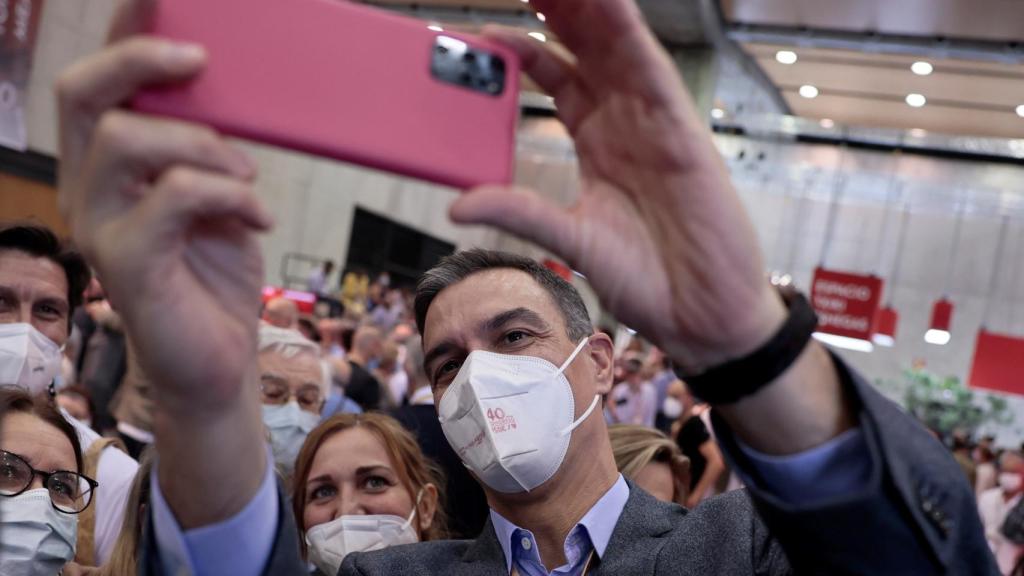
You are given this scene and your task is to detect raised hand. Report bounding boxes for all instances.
[55,0,270,526]
[453,0,786,374]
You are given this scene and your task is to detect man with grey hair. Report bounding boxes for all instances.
[257,323,324,476]
[57,0,990,573]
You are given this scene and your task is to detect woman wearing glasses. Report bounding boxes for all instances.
[0,386,99,575]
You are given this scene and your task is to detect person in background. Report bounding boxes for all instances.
[609,424,689,505]
[979,450,1024,574]
[263,297,300,330]
[258,324,326,478]
[608,357,657,427]
[57,384,96,429]
[953,431,979,489]
[340,268,371,316]
[647,351,676,433]
[376,341,408,408]
[297,315,321,344]
[70,278,127,435]
[979,444,999,498]
[345,325,385,412]
[1,386,96,576]
[292,413,445,575]
[668,379,726,508]
[391,336,490,538]
[319,357,363,421]
[0,223,138,566]
[308,260,335,297]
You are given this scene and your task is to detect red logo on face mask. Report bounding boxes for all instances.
[487,407,517,433]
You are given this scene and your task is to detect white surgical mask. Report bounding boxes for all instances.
[438,338,598,493]
[262,401,319,474]
[0,323,62,396]
[999,472,1022,493]
[305,493,421,575]
[0,488,78,576]
[662,396,683,420]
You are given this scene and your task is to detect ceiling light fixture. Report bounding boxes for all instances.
[819,118,835,129]
[906,93,927,108]
[528,31,547,42]
[775,50,798,65]
[799,85,819,99]
[1016,104,1024,118]
[711,108,725,120]
[911,61,933,76]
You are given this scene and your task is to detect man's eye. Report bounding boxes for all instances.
[503,330,528,344]
[439,360,461,376]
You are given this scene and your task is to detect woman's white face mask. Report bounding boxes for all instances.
[305,490,422,575]
[0,489,78,576]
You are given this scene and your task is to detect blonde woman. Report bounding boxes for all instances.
[609,424,690,506]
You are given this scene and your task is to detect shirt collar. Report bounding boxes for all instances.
[490,474,629,573]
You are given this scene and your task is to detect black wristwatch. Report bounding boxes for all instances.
[673,289,818,405]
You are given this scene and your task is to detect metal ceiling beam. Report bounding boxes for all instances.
[727,23,1024,66]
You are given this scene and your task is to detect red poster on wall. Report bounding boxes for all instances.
[0,0,45,150]
[969,330,1024,397]
[810,268,884,342]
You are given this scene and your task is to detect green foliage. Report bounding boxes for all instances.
[894,369,1014,437]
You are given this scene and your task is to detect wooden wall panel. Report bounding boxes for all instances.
[0,172,67,237]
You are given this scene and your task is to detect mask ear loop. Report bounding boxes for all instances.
[403,488,425,532]
[556,337,601,436]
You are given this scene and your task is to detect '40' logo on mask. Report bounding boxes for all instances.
[486,408,517,434]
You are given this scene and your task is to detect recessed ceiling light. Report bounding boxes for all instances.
[906,93,927,108]
[911,61,933,76]
[528,31,547,42]
[819,118,835,128]
[909,128,928,138]
[711,108,725,119]
[799,85,819,99]
[1016,104,1024,118]
[776,50,798,65]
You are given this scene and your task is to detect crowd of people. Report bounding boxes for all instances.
[0,0,1014,574]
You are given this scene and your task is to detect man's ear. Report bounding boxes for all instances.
[585,332,615,396]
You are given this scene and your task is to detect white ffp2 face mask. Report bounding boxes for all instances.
[0,323,62,396]
[0,488,78,576]
[438,338,599,494]
[305,494,421,575]
[262,401,320,474]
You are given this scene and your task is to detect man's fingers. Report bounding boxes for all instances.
[524,0,649,66]
[146,167,273,237]
[87,110,255,191]
[483,28,593,133]
[57,36,204,122]
[450,186,575,261]
[107,0,158,43]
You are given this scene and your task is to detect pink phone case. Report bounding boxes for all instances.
[132,0,520,189]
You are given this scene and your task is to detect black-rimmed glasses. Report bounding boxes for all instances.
[0,449,98,514]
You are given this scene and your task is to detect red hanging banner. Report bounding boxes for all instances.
[969,330,1024,397]
[810,268,884,342]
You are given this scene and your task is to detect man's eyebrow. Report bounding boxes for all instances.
[480,307,550,335]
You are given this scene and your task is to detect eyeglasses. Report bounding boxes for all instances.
[260,379,322,412]
[0,450,99,514]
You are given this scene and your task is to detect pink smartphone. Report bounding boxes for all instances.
[132,0,520,189]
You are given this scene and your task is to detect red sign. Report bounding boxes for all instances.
[810,268,884,342]
[261,286,317,314]
[969,330,1024,396]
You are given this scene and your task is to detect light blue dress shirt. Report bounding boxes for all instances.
[152,430,871,576]
[490,475,630,576]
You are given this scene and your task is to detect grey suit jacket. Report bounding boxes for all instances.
[139,356,998,575]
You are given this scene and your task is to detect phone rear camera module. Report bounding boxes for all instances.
[430,35,506,97]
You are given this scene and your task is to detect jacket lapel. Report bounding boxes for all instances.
[455,518,512,576]
[592,482,678,575]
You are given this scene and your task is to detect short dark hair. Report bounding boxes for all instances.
[0,385,84,474]
[0,223,91,314]
[415,249,592,341]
